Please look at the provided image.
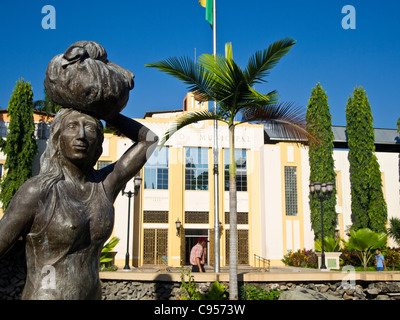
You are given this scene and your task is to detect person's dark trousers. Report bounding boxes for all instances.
[191,265,205,272]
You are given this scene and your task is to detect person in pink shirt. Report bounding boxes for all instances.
[190,237,209,272]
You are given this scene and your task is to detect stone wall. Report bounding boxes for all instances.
[101,280,182,300]
[276,281,400,300]
[100,279,400,300]
[0,241,26,300]
[1,244,400,301]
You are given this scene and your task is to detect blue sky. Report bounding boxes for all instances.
[0,0,399,128]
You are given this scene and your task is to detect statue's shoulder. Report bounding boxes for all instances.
[15,176,44,201]
[5,176,44,216]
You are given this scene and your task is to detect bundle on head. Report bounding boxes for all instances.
[44,40,134,120]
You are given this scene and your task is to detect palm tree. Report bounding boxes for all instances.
[146,38,314,300]
[342,228,387,270]
[33,90,62,115]
[388,217,400,247]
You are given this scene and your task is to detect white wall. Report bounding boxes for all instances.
[260,145,284,260]
[301,147,314,250]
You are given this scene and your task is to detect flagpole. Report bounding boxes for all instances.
[212,0,220,273]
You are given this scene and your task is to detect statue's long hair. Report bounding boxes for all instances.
[39,108,104,191]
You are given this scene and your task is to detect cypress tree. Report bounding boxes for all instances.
[345,86,387,232]
[306,83,337,239]
[0,79,38,210]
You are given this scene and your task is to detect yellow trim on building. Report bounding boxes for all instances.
[280,143,304,254]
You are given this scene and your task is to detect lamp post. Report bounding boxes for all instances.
[175,218,182,237]
[121,176,142,270]
[309,181,334,270]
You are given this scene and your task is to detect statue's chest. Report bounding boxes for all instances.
[31,182,114,252]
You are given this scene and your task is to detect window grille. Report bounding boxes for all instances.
[143,229,156,265]
[185,211,209,224]
[225,230,249,265]
[143,229,168,265]
[224,212,249,225]
[284,166,298,216]
[143,211,169,223]
[97,161,112,170]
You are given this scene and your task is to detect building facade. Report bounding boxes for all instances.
[0,96,398,268]
[111,93,265,268]
[108,93,400,268]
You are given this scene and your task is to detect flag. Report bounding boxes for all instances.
[199,0,213,27]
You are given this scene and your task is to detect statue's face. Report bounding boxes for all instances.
[59,112,101,168]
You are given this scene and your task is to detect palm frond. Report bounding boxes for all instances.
[159,110,227,148]
[227,88,278,123]
[197,53,233,100]
[388,217,400,246]
[244,37,296,86]
[198,53,242,92]
[225,42,233,61]
[145,57,214,101]
[198,52,249,119]
[242,88,279,106]
[241,102,318,145]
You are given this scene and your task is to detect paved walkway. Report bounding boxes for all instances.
[100,265,400,282]
[117,265,322,273]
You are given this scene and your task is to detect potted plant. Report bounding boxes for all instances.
[314,236,342,270]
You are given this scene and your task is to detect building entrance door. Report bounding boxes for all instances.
[184,229,209,266]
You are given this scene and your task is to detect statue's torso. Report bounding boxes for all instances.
[23,177,114,300]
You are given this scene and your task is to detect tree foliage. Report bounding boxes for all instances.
[33,89,62,115]
[306,83,337,239]
[345,86,387,232]
[314,236,341,252]
[0,79,38,210]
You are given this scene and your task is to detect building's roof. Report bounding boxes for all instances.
[0,109,54,122]
[264,124,400,152]
[331,126,400,145]
[143,109,182,119]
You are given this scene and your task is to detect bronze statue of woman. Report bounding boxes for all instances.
[0,41,158,299]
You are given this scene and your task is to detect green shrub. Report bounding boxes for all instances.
[240,284,281,300]
[383,248,400,270]
[281,249,318,268]
[179,267,228,300]
[340,249,374,267]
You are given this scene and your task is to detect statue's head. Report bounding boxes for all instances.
[40,108,104,176]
